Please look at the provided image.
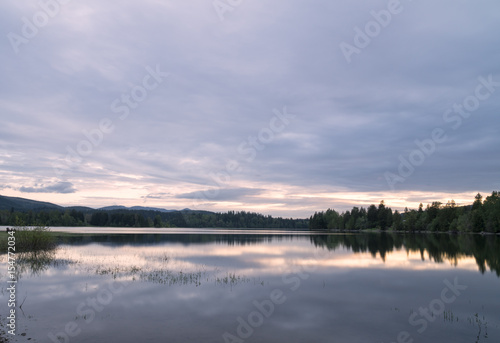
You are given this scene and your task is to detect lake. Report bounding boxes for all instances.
[1,228,499,343]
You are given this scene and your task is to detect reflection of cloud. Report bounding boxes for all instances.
[16,250,58,278]
[19,182,77,194]
[46,240,479,280]
[293,250,479,272]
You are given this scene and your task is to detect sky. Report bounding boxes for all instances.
[0,0,499,218]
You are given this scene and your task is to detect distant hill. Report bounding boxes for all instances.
[65,206,95,212]
[0,195,63,211]
[0,194,309,229]
[0,194,189,214]
[99,205,182,213]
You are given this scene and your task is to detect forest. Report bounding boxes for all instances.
[1,192,498,232]
[0,207,309,229]
[309,191,500,233]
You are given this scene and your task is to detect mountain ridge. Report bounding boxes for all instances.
[0,194,188,213]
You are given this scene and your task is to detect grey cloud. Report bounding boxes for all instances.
[19,182,77,194]
[142,193,171,200]
[0,0,499,215]
[176,188,264,202]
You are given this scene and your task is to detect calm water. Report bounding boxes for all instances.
[1,228,499,343]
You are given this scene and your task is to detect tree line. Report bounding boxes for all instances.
[2,191,498,232]
[309,191,500,233]
[0,208,309,229]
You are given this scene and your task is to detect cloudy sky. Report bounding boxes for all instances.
[0,0,499,217]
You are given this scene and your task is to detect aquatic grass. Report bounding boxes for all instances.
[139,269,205,286]
[104,267,254,288]
[13,225,56,253]
[79,253,254,288]
[16,250,56,277]
[402,306,493,343]
[9,248,78,279]
[468,312,488,342]
[95,266,122,279]
[215,272,251,287]
[129,265,141,273]
[142,252,171,264]
[0,315,10,343]
[0,232,8,254]
[443,309,458,323]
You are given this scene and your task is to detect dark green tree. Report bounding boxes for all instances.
[367,205,378,228]
[378,201,386,229]
[392,210,403,231]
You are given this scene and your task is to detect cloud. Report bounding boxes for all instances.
[0,0,498,216]
[142,192,171,200]
[176,188,264,202]
[19,182,77,194]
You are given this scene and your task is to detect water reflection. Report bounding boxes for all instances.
[310,233,500,276]
[55,232,303,247]
[15,250,57,278]
[2,232,499,286]
[0,231,499,343]
[48,232,500,276]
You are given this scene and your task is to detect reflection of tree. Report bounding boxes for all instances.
[310,233,500,276]
[11,231,499,277]
[4,226,59,279]
[15,249,57,278]
[56,233,304,247]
